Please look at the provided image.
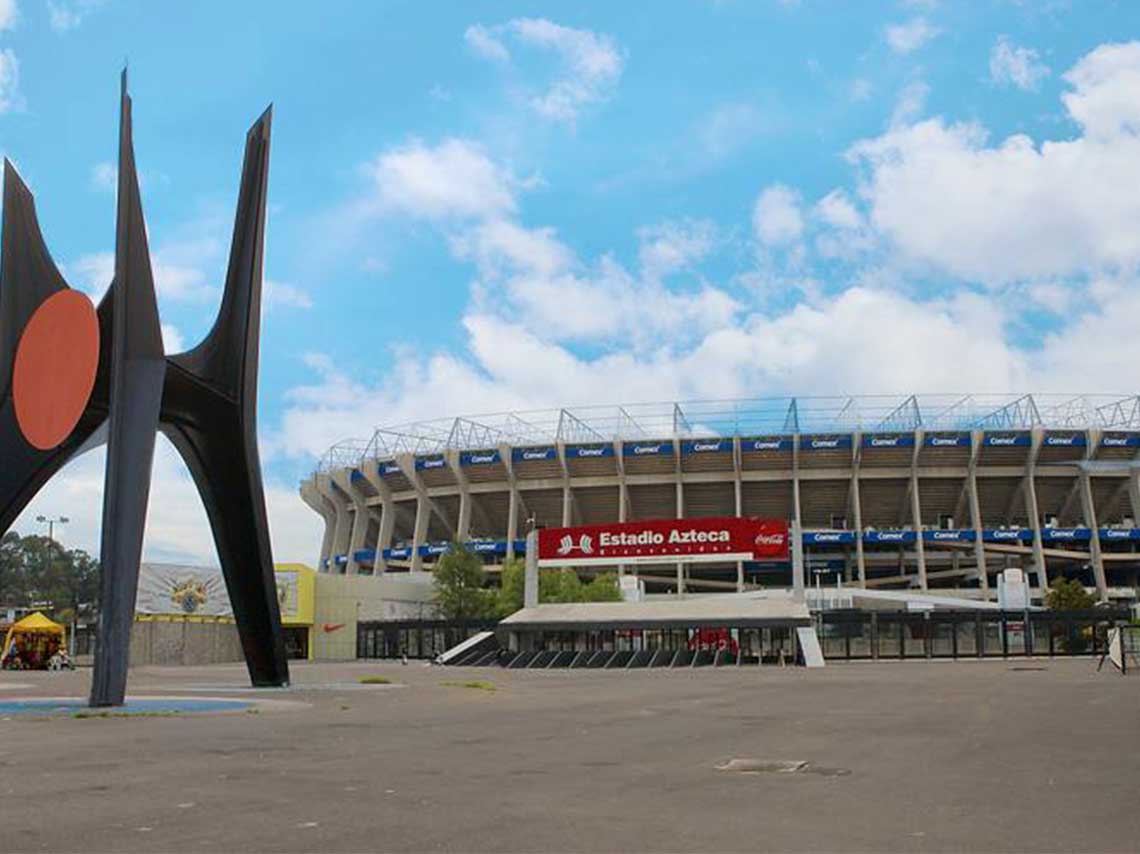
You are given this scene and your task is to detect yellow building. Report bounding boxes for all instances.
[274,563,317,660]
[128,561,434,665]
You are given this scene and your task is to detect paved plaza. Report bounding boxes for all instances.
[1,659,1137,852]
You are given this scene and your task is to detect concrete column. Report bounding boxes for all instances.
[562,483,573,527]
[334,470,369,575]
[910,429,928,590]
[675,472,684,598]
[524,529,539,609]
[360,463,396,575]
[457,491,472,542]
[734,442,744,591]
[506,488,519,560]
[1024,430,1049,594]
[791,518,806,601]
[616,439,627,578]
[792,436,804,598]
[851,432,866,588]
[318,475,351,573]
[375,501,395,576]
[410,494,430,572]
[301,479,337,569]
[1079,472,1109,601]
[967,431,989,593]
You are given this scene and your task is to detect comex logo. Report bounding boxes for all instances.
[557,534,594,556]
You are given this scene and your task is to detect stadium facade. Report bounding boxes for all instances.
[300,394,1140,603]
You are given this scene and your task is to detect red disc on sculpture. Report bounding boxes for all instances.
[12,290,100,450]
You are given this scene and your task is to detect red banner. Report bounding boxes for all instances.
[537,516,788,566]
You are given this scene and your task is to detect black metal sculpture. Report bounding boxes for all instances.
[0,72,289,706]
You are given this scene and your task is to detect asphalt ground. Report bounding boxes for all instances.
[0,658,1137,853]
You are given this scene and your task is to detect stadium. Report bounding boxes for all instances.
[300,393,1140,606]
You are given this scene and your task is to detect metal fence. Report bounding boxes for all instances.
[815,609,1133,660]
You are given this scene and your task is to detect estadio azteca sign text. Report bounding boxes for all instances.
[537,516,788,566]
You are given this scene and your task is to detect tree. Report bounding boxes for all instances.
[1045,577,1096,611]
[581,572,622,603]
[0,531,101,621]
[433,544,496,620]
[494,559,622,617]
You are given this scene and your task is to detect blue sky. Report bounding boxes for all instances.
[7,0,1140,564]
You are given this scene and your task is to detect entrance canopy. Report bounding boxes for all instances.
[3,611,65,652]
[499,595,810,633]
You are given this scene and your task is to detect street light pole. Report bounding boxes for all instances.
[36,515,71,654]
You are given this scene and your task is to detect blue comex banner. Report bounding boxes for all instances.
[983,433,1031,447]
[801,530,856,545]
[800,435,853,451]
[566,444,614,459]
[862,530,917,543]
[333,554,348,565]
[1040,527,1092,541]
[922,529,977,543]
[384,540,527,558]
[350,469,365,482]
[623,441,673,457]
[414,456,447,471]
[459,449,501,466]
[379,461,402,476]
[924,432,971,448]
[982,528,1033,542]
[468,540,504,554]
[1100,528,1140,541]
[353,548,376,562]
[512,446,557,462]
[681,438,731,454]
[740,437,793,452]
[861,434,915,449]
[1100,433,1140,448]
[1042,433,1086,447]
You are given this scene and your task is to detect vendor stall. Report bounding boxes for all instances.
[2,612,65,670]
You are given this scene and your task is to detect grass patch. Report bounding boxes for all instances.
[440,679,496,692]
[357,675,392,685]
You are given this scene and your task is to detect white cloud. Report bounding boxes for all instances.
[848,44,1140,284]
[160,323,184,353]
[990,37,1049,91]
[47,0,103,32]
[264,279,314,310]
[465,18,624,124]
[0,0,17,31]
[272,37,1140,521]
[886,17,939,55]
[1062,41,1140,139]
[89,161,116,192]
[464,24,509,63]
[752,184,804,246]
[13,439,323,567]
[0,49,22,114]
[637,219,718,281]
[890,79,929,126]
[697,103,766,159]
[814,190,862,230]
[367,138,519,221]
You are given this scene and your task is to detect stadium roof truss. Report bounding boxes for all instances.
[315,393,1140,473]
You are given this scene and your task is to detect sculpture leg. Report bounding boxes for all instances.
[163,415,289,687]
